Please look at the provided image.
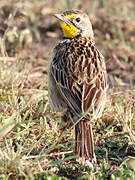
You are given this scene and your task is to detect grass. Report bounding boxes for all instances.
[0,0,135,179]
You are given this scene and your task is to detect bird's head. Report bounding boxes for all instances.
[54,10,94,39]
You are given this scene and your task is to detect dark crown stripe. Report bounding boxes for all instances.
[63,10,84,15]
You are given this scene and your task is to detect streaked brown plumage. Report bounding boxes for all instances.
[48,10,108,164]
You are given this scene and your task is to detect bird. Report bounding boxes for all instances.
[48,10,108,164]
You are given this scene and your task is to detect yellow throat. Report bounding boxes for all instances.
[60,14,79,38]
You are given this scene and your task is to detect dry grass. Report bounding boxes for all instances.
[0,0,135,179]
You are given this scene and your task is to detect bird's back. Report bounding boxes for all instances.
[50,36,108,122]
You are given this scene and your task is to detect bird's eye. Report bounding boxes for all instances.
[76,17,81,22]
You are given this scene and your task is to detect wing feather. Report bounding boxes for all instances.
[82,48,108,118]
[50,42,82,115]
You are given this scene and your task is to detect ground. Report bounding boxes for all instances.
[0,0,135,179]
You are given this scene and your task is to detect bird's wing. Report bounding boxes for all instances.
[50,43,82,115]
[82,48,108,117]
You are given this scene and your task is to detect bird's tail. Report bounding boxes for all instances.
[75,119,96,163]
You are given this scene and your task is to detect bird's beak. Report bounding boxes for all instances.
[54,13,70,24]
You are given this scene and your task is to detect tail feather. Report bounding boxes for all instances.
[75,119,96,163]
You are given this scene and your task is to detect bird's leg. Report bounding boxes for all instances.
[56,108,71,145]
